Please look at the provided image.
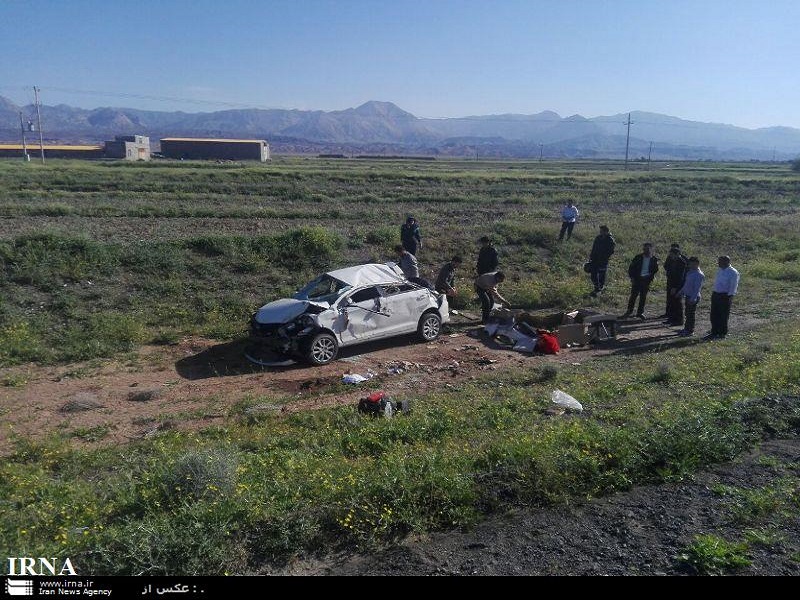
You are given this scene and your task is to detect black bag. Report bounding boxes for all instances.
[583,261,594,274]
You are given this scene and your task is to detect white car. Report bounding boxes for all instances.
[247,263,449,365]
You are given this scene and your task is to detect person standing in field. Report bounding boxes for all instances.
[705,255,740,340]
[677,256,704,337]
[623,242,659,319]
[587,225,616,297]
[662,244,688,326]
[476,236,499,275]
[435,256,462,297]
[401,216,422,256]
[474,271,509,323]
[558,201,579,241]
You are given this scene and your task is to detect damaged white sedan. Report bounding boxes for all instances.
[246,263,449,365]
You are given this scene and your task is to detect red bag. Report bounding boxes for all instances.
[536,331,560,354]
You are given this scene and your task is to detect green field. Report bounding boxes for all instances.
[1,158,798,365]
[1,158,799,574]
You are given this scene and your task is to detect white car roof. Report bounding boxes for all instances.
[327,263,406,287]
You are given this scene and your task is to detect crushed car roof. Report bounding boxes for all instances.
[326,263,405,287]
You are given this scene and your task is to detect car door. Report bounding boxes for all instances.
[334,286,389,345]
[378,283,430,337]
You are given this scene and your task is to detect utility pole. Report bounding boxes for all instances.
[647,141,653,170]
[539,143,543,162]
[19,112,30,161]
[624,112,632,170]
[33,86,45,164]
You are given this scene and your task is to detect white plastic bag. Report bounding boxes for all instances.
[551,389,583,412]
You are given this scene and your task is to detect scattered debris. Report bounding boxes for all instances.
[342,371,376,384]
[551,389,583,413]
[357,391,411,418]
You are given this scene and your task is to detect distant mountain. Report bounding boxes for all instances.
[1,96,798,160]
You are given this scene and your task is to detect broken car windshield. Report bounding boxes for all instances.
[293,275,351,303]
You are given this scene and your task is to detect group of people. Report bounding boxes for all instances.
[586,225,740,339]
[395,217,507,324]
[559,203,741,339]
[395,212,742,340]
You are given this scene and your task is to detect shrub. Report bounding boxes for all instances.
[159,448,238,505]
[679,534,751,575]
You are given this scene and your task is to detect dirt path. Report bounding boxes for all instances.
[0,310,772,454]
[274,438,800,576]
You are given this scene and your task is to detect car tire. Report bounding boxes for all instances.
[417,311,442,342]
[305,332,339,365]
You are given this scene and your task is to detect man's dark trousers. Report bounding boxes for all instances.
[476,286,493,323]
[591,265,607,292]
[558,221,575,240]
[627,276,652,315]
[710,292,732,336]
[684,299,698,333]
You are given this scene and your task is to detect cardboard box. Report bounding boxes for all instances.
[562,310,580,324]
[557,323,587,346]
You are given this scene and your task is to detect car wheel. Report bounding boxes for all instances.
[417,311,442,342]
[305,332,339,365]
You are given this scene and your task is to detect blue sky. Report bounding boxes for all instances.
[1,0,798,128]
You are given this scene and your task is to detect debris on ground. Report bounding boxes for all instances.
[551,389,583,413]
[357,391,411,418]
[342,371,376,384]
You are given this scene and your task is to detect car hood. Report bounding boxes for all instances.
[254,298,328,324]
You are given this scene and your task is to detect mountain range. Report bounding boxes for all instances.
[1,96,799,160]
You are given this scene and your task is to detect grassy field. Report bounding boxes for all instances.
[1,158,798,366]
[1,158,799,573]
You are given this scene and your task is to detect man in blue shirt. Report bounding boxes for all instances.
[676,257,705,336]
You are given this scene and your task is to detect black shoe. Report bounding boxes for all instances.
[589,290,598,298]
[636,314,646,320]
[620,312,632,318]
[657,313,668,319]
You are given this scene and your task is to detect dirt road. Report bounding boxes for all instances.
[0,313,760,453]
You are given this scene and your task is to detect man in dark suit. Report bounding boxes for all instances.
[622,242,659,319]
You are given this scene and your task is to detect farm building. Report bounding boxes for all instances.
[0,144,105,159]
[159,137,270,161]
[104,135,151,161]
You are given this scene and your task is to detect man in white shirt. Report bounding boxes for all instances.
[706,255,740,339]
[558,202,579,241]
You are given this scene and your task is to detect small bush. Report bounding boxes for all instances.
[159,448,238,505]
[535,364,559,382]
[651,362,672,383]
[679,534,751,575]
